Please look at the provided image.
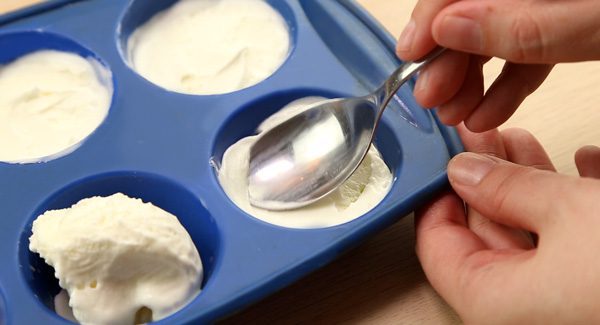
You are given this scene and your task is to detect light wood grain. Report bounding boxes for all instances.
[1,0,42,13]
[3,1,599,324]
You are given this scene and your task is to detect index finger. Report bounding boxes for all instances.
[397,0,460,61]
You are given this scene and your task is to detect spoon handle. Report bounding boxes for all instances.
[374,47,446,112]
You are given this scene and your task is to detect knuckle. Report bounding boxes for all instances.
[488,166,532,216]
[502,127,534,140]
[468,215,492,234]
[502,127,538,147]
[507,10,546,62]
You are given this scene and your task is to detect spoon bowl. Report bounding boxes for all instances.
[248,48,446,210]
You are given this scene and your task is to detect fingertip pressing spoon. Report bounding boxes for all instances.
[248,48,446,211]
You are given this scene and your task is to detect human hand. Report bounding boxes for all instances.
[416,124,600,324]
[397,0,600,131]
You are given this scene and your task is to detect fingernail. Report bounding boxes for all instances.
[397,19,416,54]
[448,152,497,186]
[437,15,483,52]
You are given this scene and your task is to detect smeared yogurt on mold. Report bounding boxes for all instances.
[218,97,393,228]
[0,50,112,163]
[29,193,202,325]
[127,0,290,95]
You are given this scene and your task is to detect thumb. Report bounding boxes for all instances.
[431,0,600,63]
[447,152,599,233]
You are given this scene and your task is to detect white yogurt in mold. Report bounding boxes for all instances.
[127,0,290,95]
[29,193,203,325]
[218,97,393,229]
[0,50,112,163]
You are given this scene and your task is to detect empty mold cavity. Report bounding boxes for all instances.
[18,171,220,320]
[118,0,297,95]
[211,88,402,229]
[0,31,114,164]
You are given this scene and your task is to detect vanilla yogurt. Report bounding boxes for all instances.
[29,193,202,325]
[0,50,112,163]
[127,0,290,95]
[218,97,393,228]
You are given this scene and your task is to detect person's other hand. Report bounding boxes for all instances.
[397,0,600,131]
[416,124,600,323]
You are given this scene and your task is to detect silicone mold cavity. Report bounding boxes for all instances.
[213,88,402,173]
[117,0,298,95]
[0,30,114,164]
[18,171,221,318]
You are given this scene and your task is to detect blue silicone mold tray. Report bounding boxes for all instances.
[0,0,463,324]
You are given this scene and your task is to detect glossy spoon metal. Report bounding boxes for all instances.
[248,48,446,210]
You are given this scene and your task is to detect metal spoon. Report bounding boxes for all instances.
[248,48,446,210]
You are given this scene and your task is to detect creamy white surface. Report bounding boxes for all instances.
[54,290,77,323]
[0,50,112,163]
[218,97,393,229]
[29,193,202,325]
[127,0,290,95]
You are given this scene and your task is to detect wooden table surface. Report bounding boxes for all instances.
[3,1,600,324]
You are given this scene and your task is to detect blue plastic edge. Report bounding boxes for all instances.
[340,0,464,159]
